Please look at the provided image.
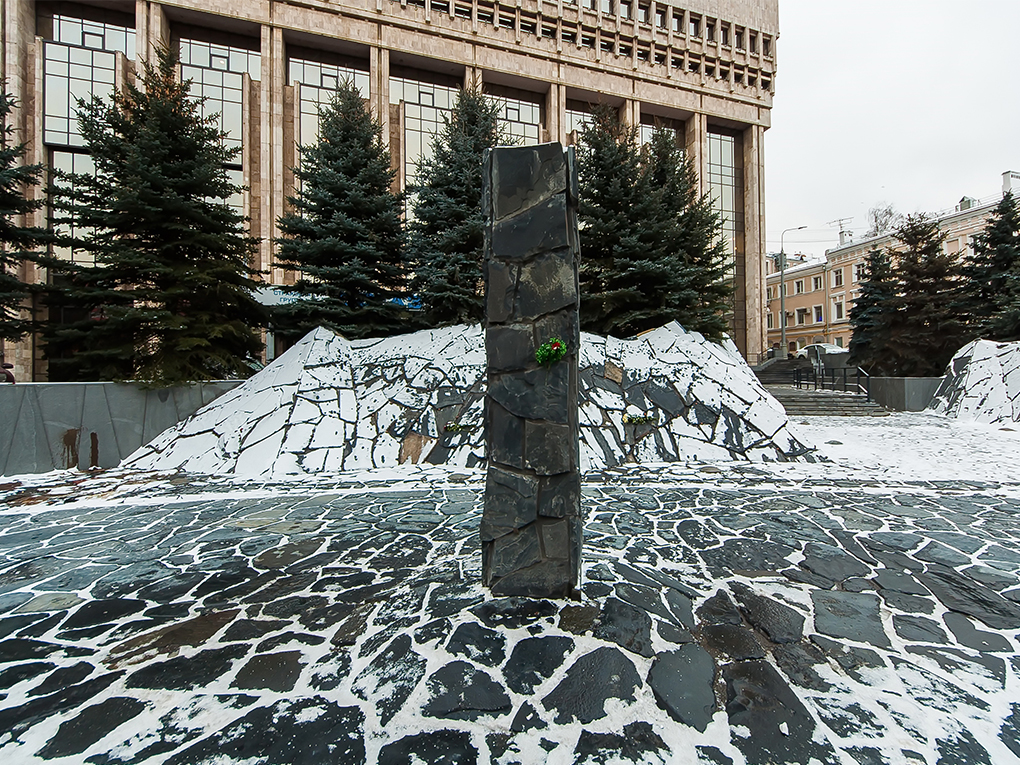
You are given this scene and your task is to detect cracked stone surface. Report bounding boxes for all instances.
[2,465,1020,763]
[122,323,811,480]
[929,338,1020,424]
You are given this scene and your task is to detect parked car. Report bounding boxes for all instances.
[793,343,848,359]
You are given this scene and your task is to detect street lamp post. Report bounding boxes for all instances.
[779,225,807,359]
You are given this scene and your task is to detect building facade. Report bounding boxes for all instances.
[3,0,779,380]
[765,173,1018,356]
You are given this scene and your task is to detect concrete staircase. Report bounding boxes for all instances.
[753,358,888,417]
[765,385,889,417]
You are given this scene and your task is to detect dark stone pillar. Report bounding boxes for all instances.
[481,143,582,598]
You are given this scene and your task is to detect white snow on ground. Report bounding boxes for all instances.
[786,412,1020,483]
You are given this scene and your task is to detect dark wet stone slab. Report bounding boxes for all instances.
[352,634,426,726]
[422,661,511,720]
[504,635,573,694]
[811,635,885,683]
[427,583,483,619]
[558,604,598,634]
[36,696,147,759]
[329,603,375,647]
[799,542,871,582]
[125,644,248,690]
[230,650,304,692]
[573,721,668,764]
[107,609,240,669]
[1001,703,1020,760]
[470,597,557,629]
[915,541,972,567]
[702,624,766,660]
[942,612,1013,652]
[812,698,884,739]
[446,622,506,666]
[699,539,796,576]
[414,617,451,646]
[28,661,94,696]
[696,590,743,626]
[309,650,352,692]
[657,620,693,644]
[724,660,836,765]
[873,570,929,595]
[647,644,716,731]
[592,597,653,657]
[880,590,936,614]
[163,697,365,765]
[0,660,54,689]
[542,646,641,724]
[0,614,46,639]
[614,582,673,623]
[812,591,889,647]
[664,589,695,630]
[772,641,832,692]
[907,644,1006,690]
[510,701,546,733]
[0,671,123,739]
[378,729,477,765]
[936,726,992,764]
[731,583,804,643]
[893,615,949,643]
[696,745,735,765]
[0,637,93,661]
[917,566,1020,629]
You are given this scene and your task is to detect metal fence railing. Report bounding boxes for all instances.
[794,365,871,401]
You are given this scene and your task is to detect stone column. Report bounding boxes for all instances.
[481,143,582,599]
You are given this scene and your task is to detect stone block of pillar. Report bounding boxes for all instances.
[482,142,582,599]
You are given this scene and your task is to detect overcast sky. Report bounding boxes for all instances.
[765,0,1020,259]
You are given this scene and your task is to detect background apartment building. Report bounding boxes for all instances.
[765,171,1019,357]
[3,0,779,380]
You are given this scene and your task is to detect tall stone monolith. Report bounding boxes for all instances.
[481,143,582,598]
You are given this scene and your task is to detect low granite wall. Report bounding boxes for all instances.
[0,381,241,475]
[869,377,943,412]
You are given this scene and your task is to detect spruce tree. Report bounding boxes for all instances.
[955,191,1020,341]
[0,88,46,346]
[408,89,501,327]
[885,213,965,376]
[848,248,896,374]
[274,81,406,342]
[45,47,265,385]
[577,106,672,337]
[642,125,731,339]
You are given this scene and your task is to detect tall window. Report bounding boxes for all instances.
[492,94,543,146]
[565,108,593,138]
[707,129,744,265]
[289,58,369,148]
[43,15,134,148]
[812,275,822,291]
[814,305,823,323]
[832,268,844,287]
[179,39,260,154]
[390,77,458,188]
[43,14,136,264]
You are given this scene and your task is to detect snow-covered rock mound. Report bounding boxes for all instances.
[927,339,1020,424]
[123,323,810,477]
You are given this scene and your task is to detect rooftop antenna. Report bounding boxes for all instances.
[828,218,853,246]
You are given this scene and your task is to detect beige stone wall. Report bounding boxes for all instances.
[4,0,778,379]
[765,201,1002,355]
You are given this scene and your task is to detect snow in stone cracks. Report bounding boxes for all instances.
[122,322,812,478]
[928,339,1020,425]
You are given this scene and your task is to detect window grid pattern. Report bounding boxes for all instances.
[493,95,542,146]
[390,77,458,188]
[289,59,370,148]
[180,40,261,154]
[707,131,743,263]
[49,151,97,265]
[565,109,592,136]
[43,16,135,149]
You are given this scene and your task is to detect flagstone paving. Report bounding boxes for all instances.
[1,465,1019,764]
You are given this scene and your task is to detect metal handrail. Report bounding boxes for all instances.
[793,365,871,401]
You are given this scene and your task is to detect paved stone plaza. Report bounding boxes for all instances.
[1,461,1020,764]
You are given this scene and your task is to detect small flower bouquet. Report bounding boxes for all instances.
[535,338,567,367]
[622,413,657,425]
